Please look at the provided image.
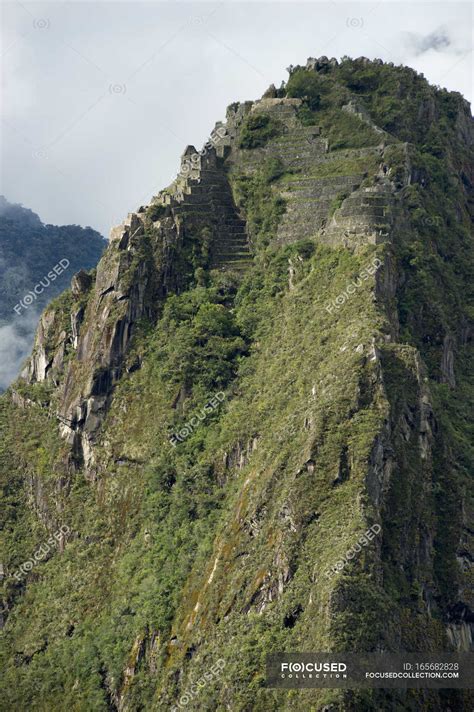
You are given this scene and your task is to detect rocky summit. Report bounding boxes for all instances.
[0,57,473,711]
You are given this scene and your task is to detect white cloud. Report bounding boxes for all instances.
[0,312,39,391]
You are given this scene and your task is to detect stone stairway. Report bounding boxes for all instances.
[211,215,251,271]
[149,147,252,273]
[139,97,389,270]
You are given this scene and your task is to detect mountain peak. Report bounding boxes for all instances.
[1,60,473,710]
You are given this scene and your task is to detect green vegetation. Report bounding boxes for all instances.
[321,109,384,150]
[1,58,473,712]
[146,202,168,221]
[231,159,288,249]
[261,156,287,183]
[286,67,322,110]
[0,239,389,710]
[286,66,386,148]
[239,112,281,149]
[334,59,439,141]
[329,191,349,216]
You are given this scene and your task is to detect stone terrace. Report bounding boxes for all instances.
[224,98,390,247]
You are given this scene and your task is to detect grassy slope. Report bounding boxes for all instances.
[1,241,388,710]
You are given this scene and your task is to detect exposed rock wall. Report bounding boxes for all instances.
[18,91,395,469]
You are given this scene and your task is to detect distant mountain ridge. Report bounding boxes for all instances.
[0,197,105,389]
[0,196,105,323]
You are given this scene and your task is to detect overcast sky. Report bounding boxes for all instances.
[1,1,472,238]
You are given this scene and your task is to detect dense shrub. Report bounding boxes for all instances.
[286,68,322,110]
[238,113,280,149]
[146,203,167,221]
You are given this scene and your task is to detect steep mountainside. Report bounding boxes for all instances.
[0,57,473,711]
[0,196,105,389]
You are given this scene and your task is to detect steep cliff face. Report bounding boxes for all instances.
[1,57,473,711]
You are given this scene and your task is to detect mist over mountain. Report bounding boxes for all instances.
[0,196,105,389]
